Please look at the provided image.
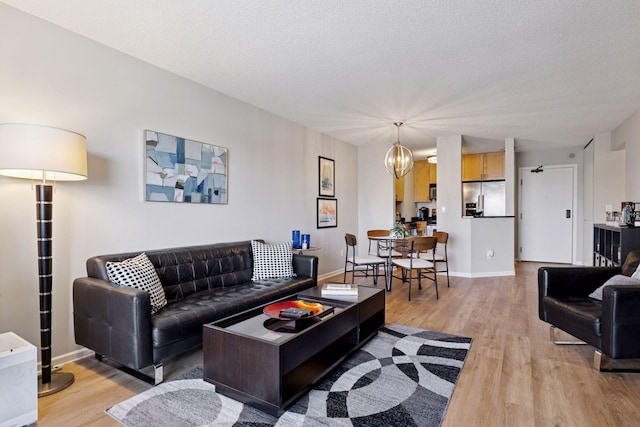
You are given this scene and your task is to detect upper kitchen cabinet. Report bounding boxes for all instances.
[414,161,429,202]
[413,161,438,202]
[395,175,404,202]
[462,152,505,181]
[429,163,437,184]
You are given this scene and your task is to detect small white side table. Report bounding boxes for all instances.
[0,332,38,427]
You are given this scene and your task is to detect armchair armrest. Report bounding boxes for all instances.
[602,285,640,358]
[73,277,153,369]
[538,266,619,321]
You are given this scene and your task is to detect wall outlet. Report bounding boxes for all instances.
[340,249,344,257]
[486,249,495,259]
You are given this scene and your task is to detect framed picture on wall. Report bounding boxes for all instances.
[319,156,335,197]
[145,130,228,204]
[317,198,338,228]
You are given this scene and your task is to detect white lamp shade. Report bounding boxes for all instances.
[0,123,87,181]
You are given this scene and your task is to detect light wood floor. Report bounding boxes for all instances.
[37,262,640,426]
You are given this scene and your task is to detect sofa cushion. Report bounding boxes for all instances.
[251,240,294,280]
[588,274,640,301]
[106,253,167,313]
[150,276,315,348]
[621,250,640,277]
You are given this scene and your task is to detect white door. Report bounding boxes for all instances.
[519,165,575,263]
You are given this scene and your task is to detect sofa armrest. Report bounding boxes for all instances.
[602,285,640,358]
[538,266,619,321]
[293,254,318,285]
[73,277,153,369]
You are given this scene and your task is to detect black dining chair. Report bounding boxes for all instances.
[344,233,387,287]
[392,236,438,301]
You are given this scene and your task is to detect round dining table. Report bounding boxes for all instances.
[369,234,409,292]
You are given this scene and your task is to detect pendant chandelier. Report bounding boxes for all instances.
[384,122,414,179]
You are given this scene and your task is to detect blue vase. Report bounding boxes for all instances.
[292,230,301,249]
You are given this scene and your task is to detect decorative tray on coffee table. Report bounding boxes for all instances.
[263,300,332,320]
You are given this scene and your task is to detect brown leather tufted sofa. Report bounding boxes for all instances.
[73,241,318,383]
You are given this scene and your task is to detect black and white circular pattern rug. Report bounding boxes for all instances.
[107,324,472,427]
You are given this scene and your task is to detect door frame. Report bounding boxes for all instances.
[517,164,578,264]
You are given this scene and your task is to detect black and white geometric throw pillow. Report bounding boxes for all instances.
[251,240,294,281]
[106,252,167,314]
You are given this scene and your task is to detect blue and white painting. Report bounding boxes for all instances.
[145,130,228,204]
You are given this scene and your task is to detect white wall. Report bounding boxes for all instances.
[582,133,626,265]
[612,108,640,201]
[583,140,595,265]
[436,135,465,272]
[593,133,625,220]
[357,142,394,251]
[0,5,358,363]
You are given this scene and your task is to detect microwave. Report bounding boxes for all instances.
[429,184,437,200]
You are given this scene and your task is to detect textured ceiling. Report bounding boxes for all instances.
[4,0,640,155]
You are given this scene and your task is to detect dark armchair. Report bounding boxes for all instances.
[538,250,640,371]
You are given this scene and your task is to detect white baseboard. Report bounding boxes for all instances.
[449,270,515,278]
[39,347,93,373]
[318,269,345,282]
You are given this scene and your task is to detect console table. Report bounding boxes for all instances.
[202,286,384,415]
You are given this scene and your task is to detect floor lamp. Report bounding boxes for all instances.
[0,123,87,397]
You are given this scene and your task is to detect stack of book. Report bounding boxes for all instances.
[321,283,358,296]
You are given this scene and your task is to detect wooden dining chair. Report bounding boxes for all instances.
[367,229,402,258]
[392,236,438,301]
[419,231,450,287]
[344,233,387,287]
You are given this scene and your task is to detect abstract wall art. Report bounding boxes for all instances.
[145,130,228,204]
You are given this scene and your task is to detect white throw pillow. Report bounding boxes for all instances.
[251,240,294,281]
[632,262,640,279]
[106,253,167,314]
[588,274,640,301]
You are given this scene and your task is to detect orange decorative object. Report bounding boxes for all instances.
[263,300,326,320]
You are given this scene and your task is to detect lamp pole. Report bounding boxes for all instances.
[36,182,74,396]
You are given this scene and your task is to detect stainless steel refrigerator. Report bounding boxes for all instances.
[462,181,506,217]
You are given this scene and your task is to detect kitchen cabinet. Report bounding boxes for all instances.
[593,224,640,266]
[462,152,505,181]
[484,152,505,179]
[395,176,404,202]
[414,161,437,202]
[413,161,430,202]
[429,163,437,184]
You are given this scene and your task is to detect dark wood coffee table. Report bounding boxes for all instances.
[202,285,384,415]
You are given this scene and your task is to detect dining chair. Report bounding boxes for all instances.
[392,236,438,301]
[367,229,402,257]
[344,233,387,287]
[420,231,450,287]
